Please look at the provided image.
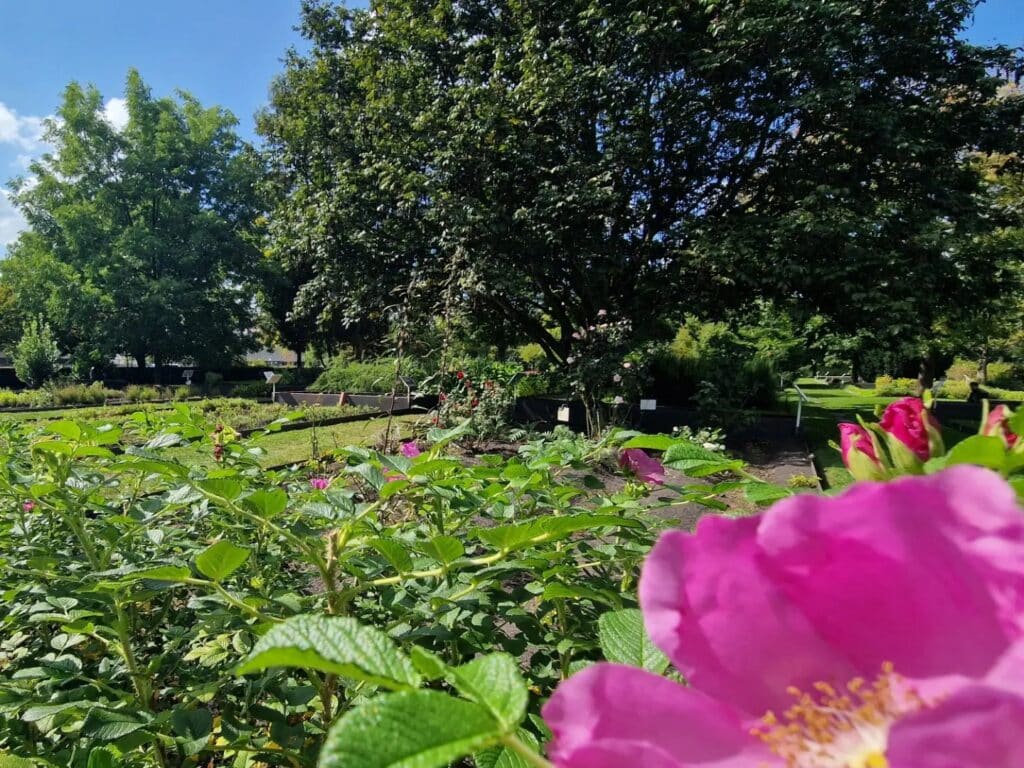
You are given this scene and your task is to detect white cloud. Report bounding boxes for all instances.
[0,189,26,250]
[103,97,129,131]
[0,102,47,152]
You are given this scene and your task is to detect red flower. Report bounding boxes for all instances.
[456,371,465,380]
[471,398,480,408]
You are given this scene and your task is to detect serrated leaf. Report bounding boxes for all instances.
[410,647,447,680]
[475,729,541,768]
[620,434,674,450]
[195,541,250,582]
[446,653,527,730]
[236,615,420,690]
[370,538,413,573]
[420,536,464,565]
[945,435,1006,471]
[171,708,213,756]
[197,477,242,501]
[243,488,288,517]
[319,691,502,768]
[475,514,637,552]
[0,754,38,768]
[598,608,669,674]
[743,482,793,505]
[81,708,148,741]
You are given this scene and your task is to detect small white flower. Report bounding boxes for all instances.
[614,395,624,404]
[566,356,575,364]
[613,374,622,383]
[597,309,608,317]
[622,362,633,369]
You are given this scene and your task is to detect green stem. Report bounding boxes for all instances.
[500,733,554,768]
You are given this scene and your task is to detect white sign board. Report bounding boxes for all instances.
[640,399,657,411]
[557,405,571,423]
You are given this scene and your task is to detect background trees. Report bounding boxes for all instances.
[259,0,1020,372]
[3,70,263,374]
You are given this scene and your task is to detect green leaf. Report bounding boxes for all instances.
[620,434,674,450]
[475,514,637,552]
[45,421,82,440]
[475,730,541,768]
[426,420,472,448]
[410,647,447,680]
[236,615,420,690]
[197,477,242,501]
[370,538,414,573]
[446,653,527,731]
[945,435,1006,471]
[598,608,669,674]
[243,488,288,517]
[743,482,793,505]
[0,754,38,768]
[171,708,213,756]
[195,541,250,582]
[81,708,148,741]
[86,748,117,768]
[542,582,620,607]
[319,691,502,768]
[420,535,464,565]
[101,565,192,584]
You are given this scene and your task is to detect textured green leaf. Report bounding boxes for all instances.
[81,708,148,741]
[370,538,414,573]
[236,615,420,690]
[945,435,1006,471]
[171,708,213,756]
[420,535,464,565]
[475,729,541,768]
[243,488,288,517]
[446,653,527,730]
[743,482,794,504]
[195,541,250,582]
[197,477,242,501]
[620,434,674,450]
[598,608,669,674]
[0,754,38,768]
[319,691,501,768]
[475,514,637,551]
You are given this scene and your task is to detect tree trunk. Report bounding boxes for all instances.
[979,344,989,384]
[917,353,936,394]
[296,349,304,369]
[134,352,147,371]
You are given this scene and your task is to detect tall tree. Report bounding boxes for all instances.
[261,0,1015,364]
[6,70,263,373]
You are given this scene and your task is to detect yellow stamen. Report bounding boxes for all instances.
[751,663,926,768]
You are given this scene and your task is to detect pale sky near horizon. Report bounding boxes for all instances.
[1,0,1021,247]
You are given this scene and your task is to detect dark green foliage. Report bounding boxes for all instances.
[4,70,263,369]
[13,318,61,388]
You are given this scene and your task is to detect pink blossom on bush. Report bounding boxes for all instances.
[22,501,34,512]
[543,467,1024,768]
[618,448,665,485]
[879,397,941,462]
[984,405,1019,448]
[400,441,421,458]
[838,422,886,481]
[309,476,330,491]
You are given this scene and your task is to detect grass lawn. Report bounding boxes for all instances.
[0,402,178,423]
[785,379,974,490]
[169,412,423,468]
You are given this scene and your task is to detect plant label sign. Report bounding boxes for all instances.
[557,405,571,423]
[640,399,657,411]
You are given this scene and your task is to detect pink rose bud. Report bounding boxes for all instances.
[22,501,35,512]
[982,405,1018,448]
[879,397,943,468]
[309,476,330,491]
[618,448,665,485]
[400,441,421,458]
[838,423,886,481]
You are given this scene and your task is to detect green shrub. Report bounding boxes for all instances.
[312,358,406,393]
[51,381,120,405]
[231,381,270,399]
[171,385,195,401]
[0,388,53,408]
[125,384,161,402]
[937,379,971,399]
[517,343,547,367]
[944,358,977,382]
[13,318,61,388]
[944,358,1019,388]
[874,376,919,396]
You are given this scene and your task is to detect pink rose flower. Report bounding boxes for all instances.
[838,422,886,481]
[543,467,1024,768]
[309,476,330,491]
[22,501,35,512]
[984,405,1019,448]
[400,441,421,458]
[879,396,942,463]
[618,448,665,485]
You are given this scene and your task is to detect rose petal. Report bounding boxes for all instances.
[641,518,858,716]
[543,664,766,768]
[889,685,1024,768]
[640,467,1024,716]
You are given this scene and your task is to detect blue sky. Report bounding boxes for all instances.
[1,0,1021,246]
